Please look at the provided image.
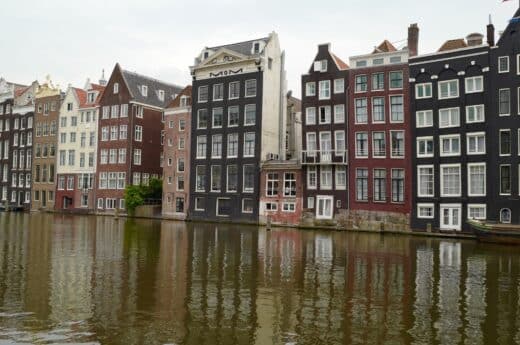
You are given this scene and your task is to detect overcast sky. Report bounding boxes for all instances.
[0,0,518,96]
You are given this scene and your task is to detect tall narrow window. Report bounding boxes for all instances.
[391,169,405,202]
[356,168,368,201]
[500,165,511,195]
[500,130,511,155]
[373,169,386,202]
[499,89,511,116]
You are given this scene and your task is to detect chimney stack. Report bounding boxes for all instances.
[408,23,419,57]
[487,15,495,47]
[466,33,484,46]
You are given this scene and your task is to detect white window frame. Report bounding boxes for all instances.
[334,104,345,124]
[440,163,461,197]
[517,54,520,75]
[416,110,433,128]
[438,107,460,128]
[467,204,486,220]
[318,106,331,124]
[333,78,344,94]
[282,202,296,213]
[499,129,511,156]
[467,162,486,197]
[465,76,484,94]
[465,104,485,123]
[416,136,434,158]
[438,79,459,99]
[439,204,462,231]
[498,56,509,73]
[306,107,316,125]
[318,80,331,100]
[499,88,511,116]
[417,203,435,219]
[315,195,333,220]
[417,165,434,197]
[305,82,316,97]
[389,95,404,123]
[415,83,432,99]
[390,130,405,159]
[439,134,461,157]
[466,132,486,155]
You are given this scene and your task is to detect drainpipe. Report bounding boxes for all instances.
[278,51,286,159]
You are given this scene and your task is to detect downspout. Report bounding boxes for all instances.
[278,51,286,159]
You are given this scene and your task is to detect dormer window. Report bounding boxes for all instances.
[158,89,164,101]
[141,85,148,97]
[87,92,96,103]
[314,60,327,73]
[203,51,209,60]
[114,83,119,94]
[180,96,189,107]
[253,42,260,54]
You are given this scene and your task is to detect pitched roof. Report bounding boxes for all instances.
[497,7,520,46]
[120,68,184,108]
[166,85,192,109]
[331,53,349,70]
[208,37,270,57]
[73,87,87,108]
[438,39,467,52]
[372,40,397,54]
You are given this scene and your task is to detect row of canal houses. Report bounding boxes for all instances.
[0,7,519,233]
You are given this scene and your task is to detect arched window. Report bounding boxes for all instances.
[500,208,511,224]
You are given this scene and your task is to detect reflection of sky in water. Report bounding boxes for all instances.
[0,213,519,345]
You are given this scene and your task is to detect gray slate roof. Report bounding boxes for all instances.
[208,37,269,57]
[121,69,184,108]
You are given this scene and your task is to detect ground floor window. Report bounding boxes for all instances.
[417,203,434,219]
[48,191,54,201]
[282,202,296,212]
[97,198,104,209]
[119,199,125,210]
[316,196,333,219]
[217,198,231,216]
[195,197,205,211]
[467,204,486,220]
[391,169,405,202]
[373,169,386,202]
[175,197,184,212]
[34,190,40,201]
[265,202,277,211]
[356,168,368,201]
[307,197,314,209]
[24,192,30,203]
[81,194,88,207]
[242,198,254,213]
[106,198,117,210]
[500,208,511,224]
[440,204,461,231]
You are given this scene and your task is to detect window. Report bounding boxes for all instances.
[113,83,119,94]
[70,132,77,143]
[316,196,333,219]
[282,202,296,213]
[177,176,185,191]
[134,125,142,142]
[242,199,255,214]
[518,54,520,75]
[119,125,127,140]
[245,104,256,125]
[216,198,231,217]
[415,110,433,128]
[133,149,142,165]
[245,79,257,97]
[355,98,368,123]
[110,126,117,141]
[306,132,317,156]
[438,79,459,99]
[500,130,511,156]
[417,204,434,219]
[178,137,185,150]
[190,197,204,212]
[372,132,386,157]
[498,56,509,73]
[500,208,511,224]
[439,107,460,128]
[305,82,316,96]
[468,163,486,197]
[227,165,238,192]
[467,132,486,155]
[465,76,483,93]
[198,86,208,102]
[319,80,330,99]
[68,150,75,166]
[177,158,185,172]
[314,60,327,72]
[228,106,239,127]
[197,109,208,129]
[518,87,520,115]
[356,168,368,201]
[372,97,385,123]
[266,173,279,196]
[499,89,511,116]
[468,205,486,220]
[334,79,344,94]
[320,166,332,190]
[213,84,223,101]
[265,202,278,211]
[136,106,144,119]
[306,107,316,125]
[373,169,386,202]
[389,71,403,89]
[195,166,206,192]
[355,132,368,157]
[111,105,119,119]
[391,131,405,158]
[372,73,384,90]
[211,165,222,192]
[418,166,434,197]
[334,104,345,123]
[355,75,367,93]
[227,133,238,158]
[318,106,331,124]
[307,166,317,189]
[132,172,140,186]
[244,133,255,157]
[211,134,222,158]
[120,104,128,117]
[390,95,404,122]
[500,165,511,195]
[196,135,207,159]
[415,83,432,99]
[439,134,460,157]
[212,108,223,128]
[335,131,345,154]
[243,165,255,192]
[228,81,240,99]
[283,173,296,197]
[118,149,126,163]
[441,164,461,197]
[391,169,405,203]
[466,104,485,123]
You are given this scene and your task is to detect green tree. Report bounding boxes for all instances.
[124,185,145,216]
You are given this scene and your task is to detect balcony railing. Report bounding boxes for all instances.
[301,150,348,165]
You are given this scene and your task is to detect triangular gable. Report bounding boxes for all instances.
[199,47,251,68]
[497,7,520,46]
[99,63,133,104]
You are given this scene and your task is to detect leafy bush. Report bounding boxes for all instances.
[124,178,162,216]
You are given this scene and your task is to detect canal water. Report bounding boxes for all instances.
[0,213,519,345]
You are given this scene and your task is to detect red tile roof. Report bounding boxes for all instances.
[166,85,192,109]
[372,40,397,54]
[331,53,349,70]
[438,39,468,52]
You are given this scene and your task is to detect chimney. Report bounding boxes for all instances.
[408,23,419,57]
[466,33,484,46]
[487,15,495,47]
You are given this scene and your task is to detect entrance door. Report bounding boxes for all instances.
[440,205,461,231]
[319,132,332,162]
[316,196,333,220]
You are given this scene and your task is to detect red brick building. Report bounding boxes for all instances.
[259,160,303,226]
[162,86,191,219]
[95,63,183,212]
[346,25,418,229]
